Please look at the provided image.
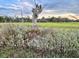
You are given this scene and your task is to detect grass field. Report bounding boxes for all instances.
[0,22,79,29]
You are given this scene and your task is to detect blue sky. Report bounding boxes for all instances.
[0,0,79,18]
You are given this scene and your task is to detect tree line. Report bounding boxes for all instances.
[0,16,79,22]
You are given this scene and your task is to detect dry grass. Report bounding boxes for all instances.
[0,24,79,58]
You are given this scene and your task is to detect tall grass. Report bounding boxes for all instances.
[0,24,79,58]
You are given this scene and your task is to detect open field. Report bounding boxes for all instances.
[0,22,79,29]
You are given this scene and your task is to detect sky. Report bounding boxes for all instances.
[0,0,79,18]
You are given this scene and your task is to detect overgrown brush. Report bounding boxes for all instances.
[0,24,79,58]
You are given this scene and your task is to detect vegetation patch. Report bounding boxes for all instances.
[0,24,79,58]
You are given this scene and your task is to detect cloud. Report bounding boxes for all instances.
[39,0,79,15]
[0,0,79,17]
[38,9,77,19]
[0,4,19,10]
[0,0,33,16]
[22,2,33,8]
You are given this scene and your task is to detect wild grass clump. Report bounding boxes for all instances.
[0,24,79,58]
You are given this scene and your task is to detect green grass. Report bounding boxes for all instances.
[0,22,79,29]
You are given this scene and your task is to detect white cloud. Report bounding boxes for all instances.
[22,2,33,8]
[0,4,19,10]
[38,9,77,19]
